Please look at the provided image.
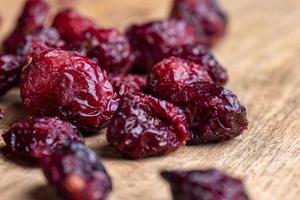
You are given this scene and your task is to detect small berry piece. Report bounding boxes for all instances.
[40,142,112,200]
[146,56,213,103]
[126,19,196,73]
[0,109,4,120]
[107,92,189,159]
[85,28,133,75]
[3,0,49,53]
[21,49,119,132]
[161,169,249,200]
[2,117,83,159]
[170,0,227,47]
[0,54,21,96]
[52,9,99,43]
[109,74,146,96]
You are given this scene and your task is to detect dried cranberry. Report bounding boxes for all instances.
[161,169,249,200]
[109,74,146,96]
[21,49,119,132]
[170,0,227,47]
[126,19,196,73]
[146,56,213,102]
[107,91,189,159]
[164,44,228,85]
[40,142,112,200]
[0,54,22,96]
[0,109,4,120]
[85,28,133,75]
[3,0,49,53]
[52,9,99,44]
[2,117,83,159]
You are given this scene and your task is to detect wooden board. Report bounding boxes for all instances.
[0,0,300,199]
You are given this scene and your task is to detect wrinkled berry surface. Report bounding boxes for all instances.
[85,28,133,75]
[165,44,228,85]
[146,56,213,102]
[171,0,227,47]
[126,19,196,73]
[3,0,49,53]
[161,169,249,200]
[107,91,189,159]
[2,117,83,159]
[0,108,4,120]
[0,54,21,95]
[40,142,112,200]
[109,74,146,96]
[21,49,119,132]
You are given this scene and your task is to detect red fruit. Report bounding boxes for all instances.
[164,44,228,85]
[85,28,133,75]
[0,54,21,96]
[170,0,227,47]
[40,142,112,200]
[107,91,189,159]
[3,0,49,53]
[146,56,213,103]
[52,9,99,43]
[126,19,196,73]
[161,169,249,200]
[21,49,119,132]
[0,109,4,120]
[109,74,146,96]
[2,117,83,159]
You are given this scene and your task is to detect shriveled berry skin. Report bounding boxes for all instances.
[2,117,83,159]
[52,9,98,44]
[126,19,196,73]
[0,54,21,96]
[146,56,213,102]
[164,44,228,85]
[3,0,49,54]
[0,109,4,120]
[171,0,227,47]
[40,142,112,200]
[20,49,119,132]
[161,169,249,200]
[107,91,189,159]
[85,28,133,75]
[109,74,146,96]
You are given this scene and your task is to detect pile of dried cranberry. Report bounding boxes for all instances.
[0,0,250,199]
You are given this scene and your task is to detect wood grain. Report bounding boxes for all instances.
[0,0,300,199]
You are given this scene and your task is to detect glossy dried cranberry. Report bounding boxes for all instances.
[0,109,4,120]
[164,44,228,85]
[161,169,249,200]
[146,56,213,102]
[52,9,99,44]
[2,117,83,159]
[85,28,133,75]
[126,19,196,73]
[3,0,49,53]
[109,74,146,96]
[170,0,227,47]
[107,91,189,159]
[21,49,119,132]
[40,142,112,200]
[0,54,21,96]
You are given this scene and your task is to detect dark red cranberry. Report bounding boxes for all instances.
[3,0,49,54]
[146,56,213,102]
[2,117,83,159]
[0,54,22,96]
[85,28,133,75]
[170,0,227,47]
[164,44,228,85]
[126,19,196,73]
[107,91,189,159]
[52,9,99,44]
[20,49,119,132]
[40,142,112,200]
[0,108,4,120]
[161,169,249,200]
[109,74,146,96]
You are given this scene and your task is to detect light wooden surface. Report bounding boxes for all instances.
[0,0,300,199]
